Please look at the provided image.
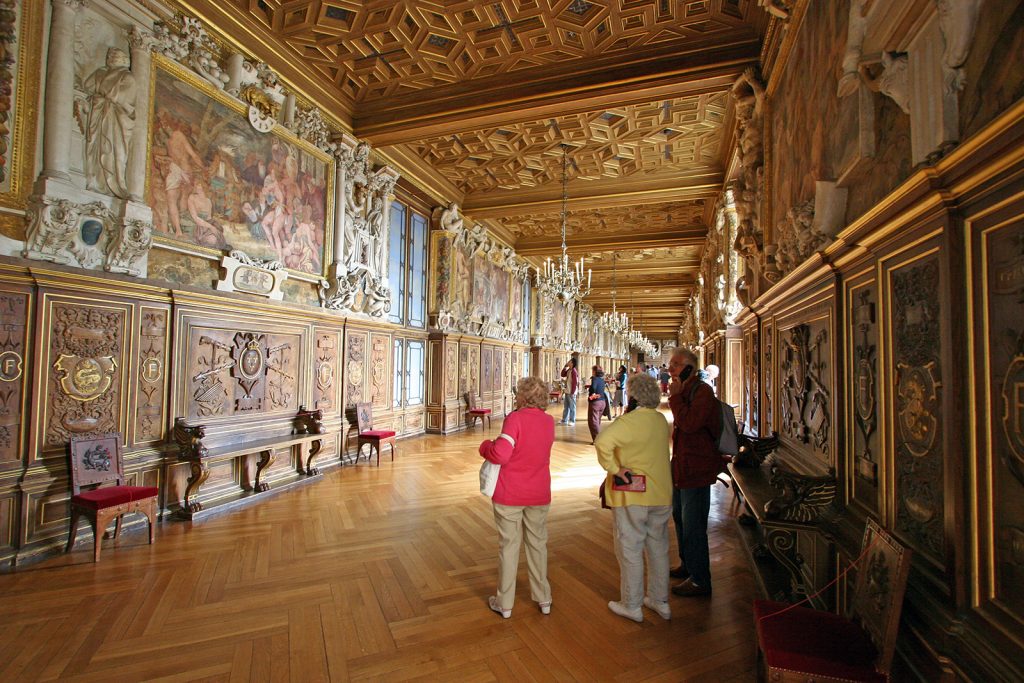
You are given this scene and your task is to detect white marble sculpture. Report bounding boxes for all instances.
[80,48,137,198]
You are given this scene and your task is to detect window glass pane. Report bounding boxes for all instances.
[408,213,428,328]
[407,340,425,406]
[393,338,404,408]
[388,202,407,324]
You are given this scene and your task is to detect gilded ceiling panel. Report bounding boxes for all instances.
[410,93,727,192]
[497,200,706,238]
[237,0,756,102]
[588,245,702,263]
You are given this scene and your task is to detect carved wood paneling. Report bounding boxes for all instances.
[135,307,169,444]
[370,332,391,409]
[762,320,774,435]
[42,301,128,453]
[445,342,458,401]
[459,344,470,396]
[888,252,945,566]
[847,278,880,515]
[0,290,29,465]
[469,345,480,397]
[497,201,706,239]
[313,329,341,414]
[776,309,833,470]
[482,345,493,397]
[346,331,368,407]
[186,328,301,420]
[969,198,1024,640]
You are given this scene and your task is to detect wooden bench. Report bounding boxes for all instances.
[728,460,838,609]
[173,407,326,518]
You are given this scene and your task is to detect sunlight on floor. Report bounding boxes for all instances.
[551,462,607,491]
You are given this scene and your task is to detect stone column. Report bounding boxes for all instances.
[41,0,85,181]
[331,139,354,275]
[126,27,153,202]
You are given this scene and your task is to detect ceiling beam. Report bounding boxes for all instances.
[463,169,721,219]
[515,227,706,256]
[359,39,761,146]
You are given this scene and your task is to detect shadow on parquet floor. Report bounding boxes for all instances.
[0,404,758,682]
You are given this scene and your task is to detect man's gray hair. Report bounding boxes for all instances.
[672,346,698,365]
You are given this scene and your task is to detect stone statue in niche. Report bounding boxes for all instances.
[79,48,137,198]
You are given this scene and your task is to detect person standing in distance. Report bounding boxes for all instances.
[559,356,579,426]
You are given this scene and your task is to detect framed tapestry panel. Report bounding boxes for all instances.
[146,56,334,280]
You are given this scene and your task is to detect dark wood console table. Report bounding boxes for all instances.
[173,407,326,520]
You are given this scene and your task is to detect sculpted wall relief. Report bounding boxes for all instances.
[345,331,367,406]
[778,321,832,467]
[889,254,945,565]
[185,326,300,421]
[135,307,168,443]
[850,284,880,513]
[313,330,340,414]
[43,301,127,452]
[369,332,390,409]
[0,290,28,464]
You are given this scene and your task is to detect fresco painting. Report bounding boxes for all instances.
[472,253,510,321]
[147,62,330,277]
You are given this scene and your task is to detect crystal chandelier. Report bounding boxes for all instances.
[535,145,591,303]
[600,252,629,334]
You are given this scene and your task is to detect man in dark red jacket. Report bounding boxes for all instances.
[667,347,721,597]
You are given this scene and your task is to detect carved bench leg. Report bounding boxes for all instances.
[765,527,807,602]
[305,439,323,476]
[184,461,210,514]
[255,448,276,492]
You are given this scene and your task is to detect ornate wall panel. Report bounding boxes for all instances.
[773,286,837,472]
[444,342,458,401]
[313,329,342,415]
[845,273,880,516]
[482,344,493,398]
[762,319,774,436]
[458,343,470,397]
[135,307,169,444]
[345,330,368,407]
[968,193,1024,649]
[182,326,301,422]
[369,332,391,410]
[883,243,948,572]
[0,286,30,467]
[469,345,480,398]
[37,297,131,459]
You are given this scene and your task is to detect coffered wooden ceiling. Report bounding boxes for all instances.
[201,0,770,337]
[409,92,726,192]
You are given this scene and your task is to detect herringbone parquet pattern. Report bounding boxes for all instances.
[0,406,757,682]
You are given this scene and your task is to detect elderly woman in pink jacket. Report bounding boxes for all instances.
[479,376,556,618]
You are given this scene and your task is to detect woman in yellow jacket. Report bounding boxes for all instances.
[594,372,673,622]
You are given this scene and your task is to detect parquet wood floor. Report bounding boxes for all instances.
[0,405,757,682]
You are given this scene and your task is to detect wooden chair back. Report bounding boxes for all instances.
[355,402,376,433]
[464,392,478,410]
[850,518,913,675]
[69,433,123,494]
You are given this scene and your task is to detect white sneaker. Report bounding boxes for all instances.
[488,595,511,619]
[558,420,566,425]
[539,601,551,615]
[607,600,643,623]
[643,597,671,621]
[568,421,576,426]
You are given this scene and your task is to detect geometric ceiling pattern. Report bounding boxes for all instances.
[236,0,754,101]
[409,93,727,192]
[497,200,707,239]
[589,245,702,264]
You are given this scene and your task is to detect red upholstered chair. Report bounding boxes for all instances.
[66,433,158,562]
[355,402,396,466]
[465,391,491,430]
[754,519,912,682]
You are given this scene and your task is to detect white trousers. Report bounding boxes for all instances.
[612,505,671,609]
[493,503,552,611]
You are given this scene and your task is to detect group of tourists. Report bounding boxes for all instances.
[479,347,723,621]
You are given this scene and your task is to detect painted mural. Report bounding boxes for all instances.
[472,253,510,320]
[147,59,331,277]
[510,277,524,329]
[550,299,568,340]
[453,242,472,310]
[961,0,1024,138]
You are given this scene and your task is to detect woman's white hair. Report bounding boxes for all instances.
[628,372,661,409]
